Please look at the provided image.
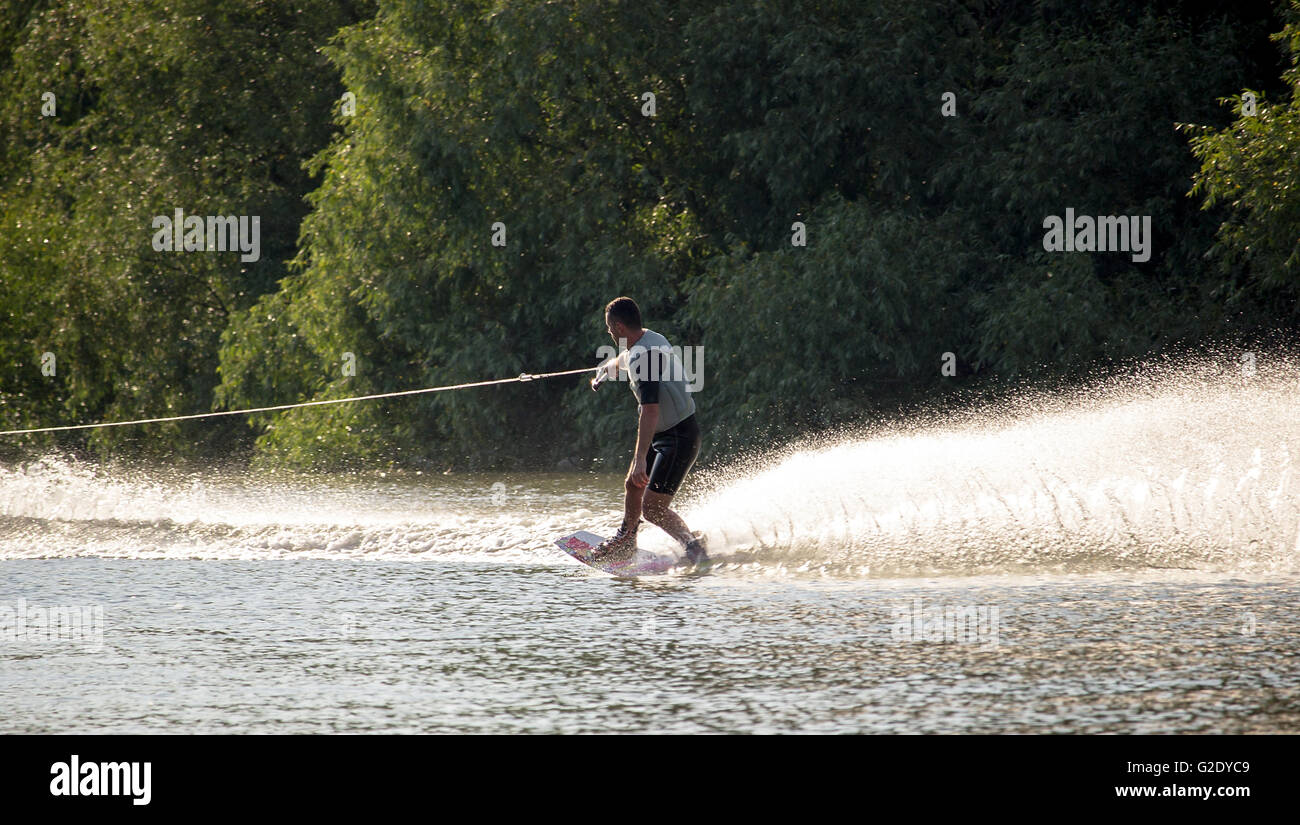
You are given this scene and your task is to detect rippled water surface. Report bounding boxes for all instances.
[3,361,1299,732]
[3,561,1297,733]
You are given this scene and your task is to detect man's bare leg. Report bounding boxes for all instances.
[642,489,694,546]
[622,477,645,534]
[593,477,651,560]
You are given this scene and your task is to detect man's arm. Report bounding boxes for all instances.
[591,354,620,390]
[628,346,665,487]
[628,403,658,487]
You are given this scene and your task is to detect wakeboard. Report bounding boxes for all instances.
[555,530,680,576]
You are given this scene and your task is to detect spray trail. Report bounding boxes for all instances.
[683,358,1300,577]
[2,357,1297,578]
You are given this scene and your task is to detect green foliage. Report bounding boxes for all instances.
[3,0,1297,469]
[216,0,712,469]
[1187,1,1300,321]
[682,196,971,445]
[0,0,373,456]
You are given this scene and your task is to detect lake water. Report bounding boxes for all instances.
[2,362,1298,733]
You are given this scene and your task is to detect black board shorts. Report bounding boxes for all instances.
[645,414,700,496]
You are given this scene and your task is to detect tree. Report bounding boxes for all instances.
[1187,0,1300,325]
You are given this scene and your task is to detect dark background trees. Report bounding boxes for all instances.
[1,0,1295,469]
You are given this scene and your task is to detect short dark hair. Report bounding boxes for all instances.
[605,296,642,329]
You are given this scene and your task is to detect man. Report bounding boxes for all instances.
[591,296,708,565]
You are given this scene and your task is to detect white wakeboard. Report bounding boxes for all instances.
[554,530,679,576]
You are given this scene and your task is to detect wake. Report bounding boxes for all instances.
[3,356,1298,578]
[680,356,1300,577]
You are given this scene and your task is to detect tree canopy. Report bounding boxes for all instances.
[1,0,1295,469]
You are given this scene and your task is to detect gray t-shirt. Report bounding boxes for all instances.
[625,329,696,432]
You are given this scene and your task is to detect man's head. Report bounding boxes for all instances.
[604,296,642,344]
